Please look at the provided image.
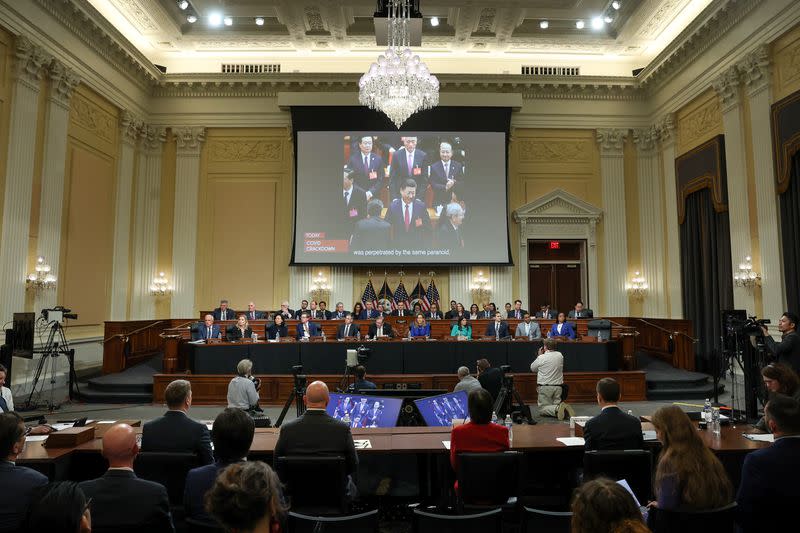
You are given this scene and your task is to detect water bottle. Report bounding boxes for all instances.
[703,398,712,428]
[491,411,498,425]
[275,331,280,342]
[504,415,513,444]
[712,407,721,436]
[322,329,327,342]
[251,332,258,342]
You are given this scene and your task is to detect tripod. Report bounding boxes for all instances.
[338,365,357,393]
[274,374,307,428]
[493,373,534,424]
[25,320,79,411]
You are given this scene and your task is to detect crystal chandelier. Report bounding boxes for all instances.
[26,256,57,291]
[359,0,439,128]
[626,271,648,299]
[734,256,761,288]
[149,272,173,297]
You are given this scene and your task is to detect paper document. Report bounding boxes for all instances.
[642,430,658,441]
[50,423,75,431]
[742,433,774,442]
[556,437,585,446]
[353,439,372,449]
[442,440,451,450]
[26,435,48,442]
[617,479,642,507]
[188,339,206,344]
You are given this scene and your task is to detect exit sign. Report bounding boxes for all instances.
[549,241,560,250]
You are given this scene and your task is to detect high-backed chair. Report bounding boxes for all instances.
[522,506,572,533]
[287,509,379,533]
[133,451,201,505]
[456,451,522,511]
[275,455,348,515]
[412,508,503,533]
[587,319,612,341]
[646,502,737,533]
[582,449,653,504]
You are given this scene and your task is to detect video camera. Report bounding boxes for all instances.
[41,306,78,323]
[291,364,307,391]
[728,315,770,336]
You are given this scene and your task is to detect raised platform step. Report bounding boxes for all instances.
[646,384,725,401]
[78,355,161,403]
[637,352,724,401]
[75,387,153,404]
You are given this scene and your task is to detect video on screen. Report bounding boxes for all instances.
[326,393,404,428]
[413,390,469,427]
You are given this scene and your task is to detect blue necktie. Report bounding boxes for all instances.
[0,396,7,412]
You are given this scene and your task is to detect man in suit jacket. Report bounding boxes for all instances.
[485,312,511,339]
[514,313,542,339]
[736,394,800,532]
[212,299,235,321]
[318,301,333,320]
[185,408,255,525]
[392,301,410,317]
[244,302,266,321]
[295,312,321,340]
[386,179,431,249]
[0,412,48,532]
[567,301,594,319]
[389,136,427,199]
[331,302,348,320]
[535,304,558,320]
[307,300,324,321]
[359,301,381,320]
[428,142,464,207]
[341,166,368,240]
[583,378,643,451]
[294,300,309,319]
[141,379,213,465]
[192,314,222,341]
[278,301,295,319]
[436,202,466,251]
[444,300,458,319]
[367,316,395,339]
[274,381,358,496]
[336,314,361,339]
[351,199,391,251]
[79,423,173,531]
[480,304,494,319]
[426,303,444,320]
[348,136,385,201]
[508,300,528,320]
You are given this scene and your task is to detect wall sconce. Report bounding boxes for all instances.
[734,256,761,288]
[149,272,173,296]
[470,271,492,303]
[627,271,648,299]
[311,270,331,302]
[26,256,57,291]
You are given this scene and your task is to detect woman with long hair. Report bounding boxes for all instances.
[227,314,253,342]
[409,313,430,338]
[755,363,800,431]
[450,316,472,340]
[352,302,364,319]
[548,312,576,340]
[468,303,480,320]
[265,314,288,340]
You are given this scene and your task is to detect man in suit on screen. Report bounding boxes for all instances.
[386,179,431,250]
[341,166,367,241]
[436,202,465,251]
[389,137,427,199]
[428,142,464,208]
[347,136,385,201]
[351,199,391,252]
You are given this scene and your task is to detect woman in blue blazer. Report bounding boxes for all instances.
[409,313,431,338]
[549,312,576,340]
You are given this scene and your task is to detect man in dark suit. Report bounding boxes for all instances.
[318,301,332,320]
[359,301,380,320]
[278,301,294,319]
[274,381,358,497]
[761,312,800,375]
[367,316,395,339]
[307,300,323,321]
[436,202,465,251]
[79,423,173,531]
[477,359,504,402]
[331,302,347,320]
[295,312,321,340]
[386,179,431,249]
[481,303,494,319]
[535,304,558,320]
[341,166,368,241]
[347,136,385,201]
[392,301,410,317]
[245,302,266,321]
[508,299,528,320]
[567,301,594,319]
[212,299,235,321]
[736,394,800,532]
[444,300,458,319]
[141,379,213,465]
[351,199,391,251]
[0,412,48,532]
[192,314,222,341]
[389,136,427,200]
[185,408,255,525]
[428,141,464,208]
[485,311,510,339]
[583,378,643,451]
[294,300,309,319]
[336,313,361,339]
[426,303,444,320]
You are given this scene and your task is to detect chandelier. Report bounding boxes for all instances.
[626,271,648,299]
[359,0,439,128]
[26,256,57,291]
[734,256,761,288]
[149,272,173,297]
[470,271,492,304]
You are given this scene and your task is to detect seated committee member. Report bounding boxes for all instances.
[508,299,527,320]
[531,338,575,420]
[450,389,509,491]
[245,301,266,321]
[336,313,361,339]
[332,302,347,319]
[359,300,381,320]
[79,423,173,532]
[353,301,364,318]
[568,301,594,319]
[427,302,444,320]
[273,381,359,497]
[649,406,733,512]
[141,379,213,465]
[0,365,11,413]
[341,166,368,238]
[583,378,643,450]
[454,366,482,394]
[227,359,260,411]
[351,199,391,251]
[409,313,430,338]
[485,311,510,339]
[226,314,253,342]
[318,301,332,320]
[536,303,557,320]
[393,301,410,317]
[436,202,466,250]
[0,412,48,532]
[736,394,800,532]
[571,478,649,533]
[349,365,377,392]
[386,179,432,249]
[23,482,91,533]
[193,314,222,341]
[477,359,503,401]
[185,408,256,525]
[213,299,235,321]
[278,301,294,319]
[389,136,427,200]
[307,300,323,320]
[549,312,576,340]
[755,363,800,431]
[206,462,286,533]
[429,142,464,208]
[295,312,320,341]
[444,300,458,319]
[761,311,800,375]
[266,313,288,340]
[515,313,542,339]
[368,316,395,339]
[480,303,494,319]
[451,316,472,340]
[348,135,385,201]
[294,299,309,319]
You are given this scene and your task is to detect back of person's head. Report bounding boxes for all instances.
[236,358,253,377]
[467,388,494,424]
[765,393,800,435]
[0,411,24,458]
[164,379,191,409]
[477,358,491,372]
[597,378,621,403]
[212,408,256,463]
[543,338,558,351]
[24,482,90,533]
[367,199,383,217]
[457,366,470,379]
[571,478,645,533]
[205,461,286,532]
[354,365,367,380]
[762,363,800,395]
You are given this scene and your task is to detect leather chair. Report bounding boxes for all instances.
[646,502,737,533]
[523,506,572,533]
[275,455,348,515]
[582,449,653,504]
[412,507,503,533]
[133,451,201,505]
[456,451,522,511]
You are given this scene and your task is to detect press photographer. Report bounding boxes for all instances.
[761,312,800,375]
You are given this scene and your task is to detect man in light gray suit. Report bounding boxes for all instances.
[515,313,541,339]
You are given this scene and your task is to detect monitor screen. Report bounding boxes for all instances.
[413,390,469,427]
[326,393,403,428]
[12,312,35,359]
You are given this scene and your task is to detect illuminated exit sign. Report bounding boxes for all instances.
[549,241,560,250]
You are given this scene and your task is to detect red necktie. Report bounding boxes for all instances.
[404,204,410,229]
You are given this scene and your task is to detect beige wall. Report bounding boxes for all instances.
[0,27,12,253]
[772,22,800,103]
[156,129,176,318]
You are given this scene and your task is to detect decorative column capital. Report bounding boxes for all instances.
[655,113,676,148]
[120,110,144,145]
[174,127,206,154]
[739,44,770,97]
[47,60,81,107]
[596,128,627,155]
[712,65,741,113]
[632,126,658,153]
[140,124,167,153]
[12,35,49,89]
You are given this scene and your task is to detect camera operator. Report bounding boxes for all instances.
[761,312,800,375]
[227,359,262,413]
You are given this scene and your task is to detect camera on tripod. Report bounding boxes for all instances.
[292,364,307,391]
[729,315,770,336]
[42,307,78,323]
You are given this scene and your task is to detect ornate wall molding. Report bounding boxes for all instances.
[139,124,166,152]
[120,109,144,144]
[70,90,116,143]
[517,139,592,163]
[12,35,49,89]
[596,128,627,154]
[47,60,81,107]
[633,126,659,153]
[677,97,722,154]
[207,139,282,163]
[174,126,206,153]
[739,44,771,96]
[655,113,676,146]
[712,65,742,113]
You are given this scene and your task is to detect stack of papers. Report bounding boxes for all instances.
[742,433,774,442]
[556,437,585,446]
[642,430,658,441]
[353,439,372,449]
[25,435,48,442]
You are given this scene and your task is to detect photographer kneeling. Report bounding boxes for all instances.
[761,312,800,375]
[227,359,262,413]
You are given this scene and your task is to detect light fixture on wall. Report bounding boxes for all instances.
[311,270,331,302]
[626,271,648,299]
[470,271,492,304]
[734,256,761,288]
[26,256,56,292]
[149,272,173,297]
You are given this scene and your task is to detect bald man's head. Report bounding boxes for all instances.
[102,423,138,467]
[304,380,330,409]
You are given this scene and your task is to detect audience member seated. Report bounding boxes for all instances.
[295,312,321,341]
[549,312,577,340]
[409,313,431,338]
[531,338,575,420]
[427,303,444,320]
[508,299,527,320]
[294,299,310,319]
[0,412,47,532]
[455,303,466,319]
[480,303,494,319]
[226,314,254,342]
[193,314,221,341]
[0,365,51,434]
[451,316,472,340]
[453,366,482,394]
[141,379,213,465]
[568,301,594,319]
[477,359,503,402]
[331,302,347,319]
[352,302,364,319]
[484,311,510,339]
[583,378,644,450]
[227,359,260,411]
[336,313,361,339]
[185,408,256,525]
[649,405,733,511]
[450,389,509,491]
[444,300,458,319]
[273,381,359,498]
[359,301,381,320]
[393,301,410,317]
[536,303,557,320]
[245,301,266,321]
[205,461,286,533]
[348,365,377,392]
[266,314,289,340]
[736,394,800,532]
[468,303,480,320]
[277,301,294,319]
[571,478,650,533]
[367,316,395,339]
[23,482,91,533]
[79,423,173,532]
[212,299,235,321]
[755,363,800,431]
[318,301,332,320]
[514,313,541,339]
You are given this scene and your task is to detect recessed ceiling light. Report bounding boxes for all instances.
[576,20,585,29]
[604,15,613,23]
[186,14,197,23]
[539,20,549,29]
[612,1,621,9]
[178,0,188,10]
[591,17,604,30]
[430,17,439,27]
[224,16,233,26]
[208,12,222,26]
[255,17,265,26]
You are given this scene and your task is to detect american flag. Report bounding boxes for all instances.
[377,278,395,311]
[425,278,440,309]
[361,278,378,308]
[411,279,430,311]
[394,280,410,310]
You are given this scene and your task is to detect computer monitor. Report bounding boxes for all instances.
[326,393,403,429]
[414,390,469,427]
[12,313,35,359]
